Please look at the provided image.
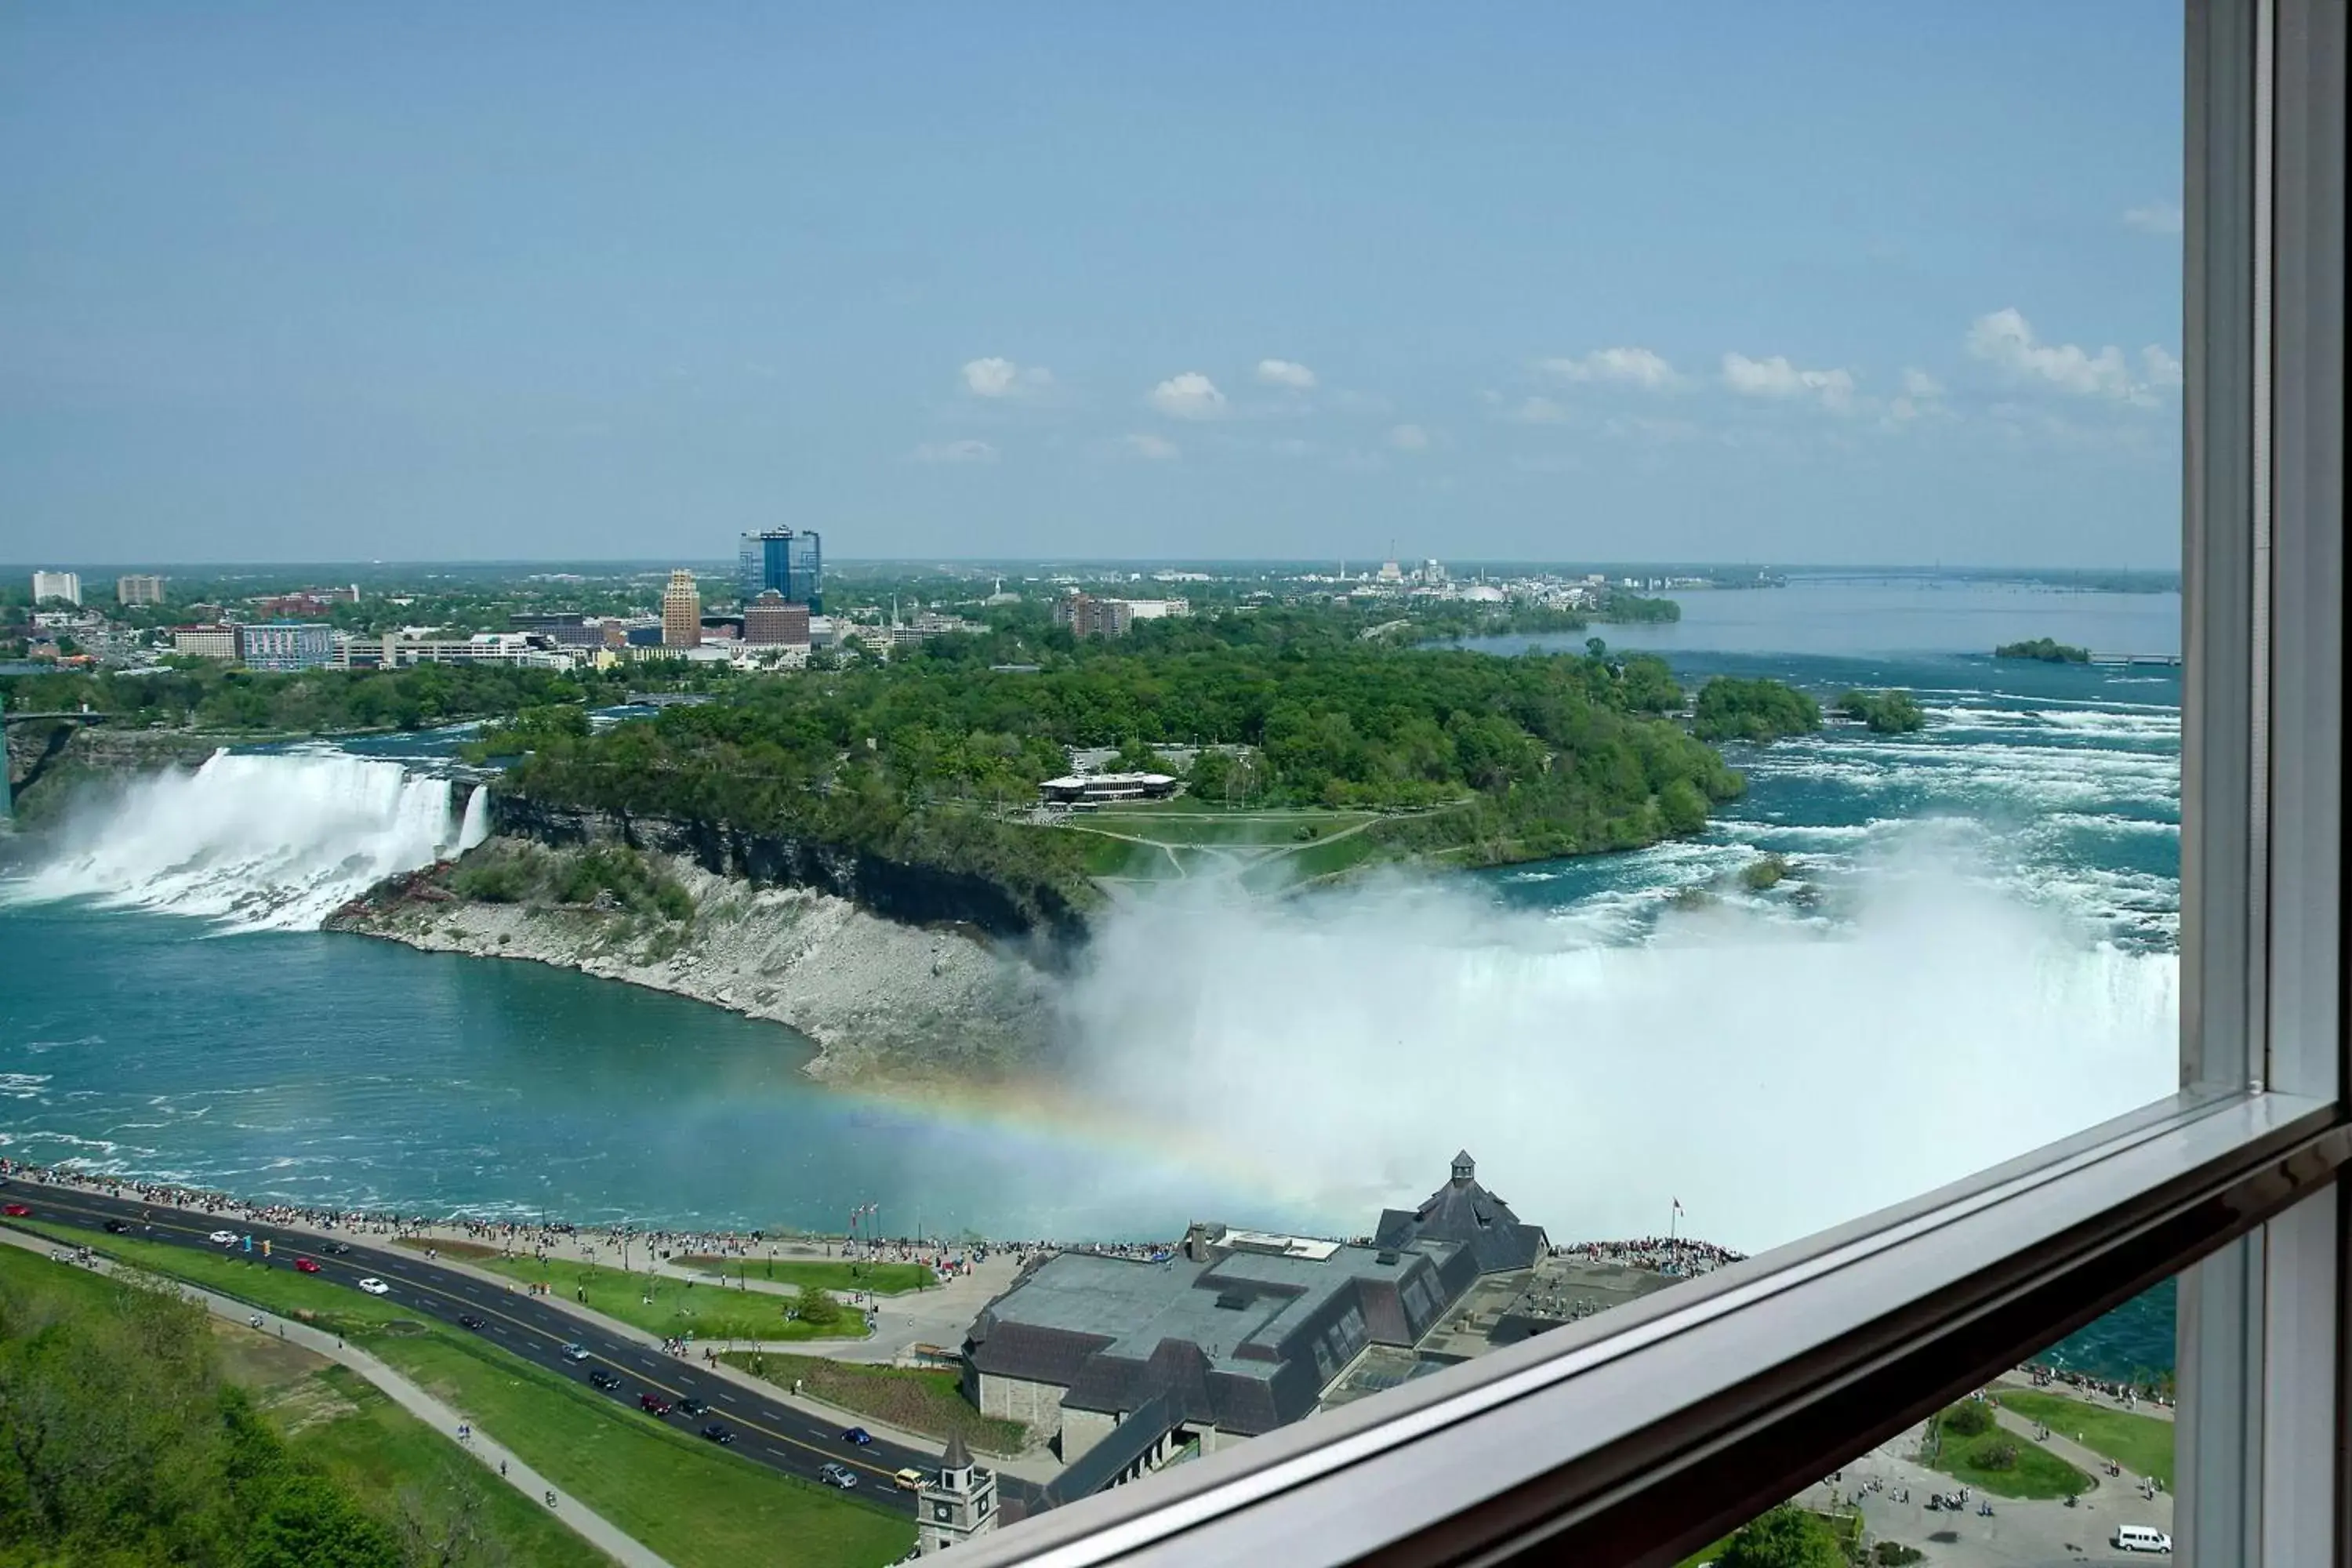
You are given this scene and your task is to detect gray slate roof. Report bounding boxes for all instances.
[1371,1152,1549,1276]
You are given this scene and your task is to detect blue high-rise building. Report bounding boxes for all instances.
[238,622,335,672]
[738,528,822,612]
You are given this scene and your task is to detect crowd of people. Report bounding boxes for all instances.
[1555,1236,1747,1276]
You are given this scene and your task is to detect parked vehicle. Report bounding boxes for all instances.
[2112,1526,2174,1555]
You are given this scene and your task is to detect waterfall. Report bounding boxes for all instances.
[5,750,479,932]
[456,783,492,854]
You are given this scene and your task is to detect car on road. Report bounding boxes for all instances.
[208,1229,238,1244]
[321,1242,351,1255]
[457,1314,485,1330]
[638,1393,672,1417]
[294,1258,321,1273]
[561,1343,590,1362]
[675,1397,708,1417]
[2113,1526,2174,1554]
[103,1219,130,1232]
[893,1468,927,1491]
[2,1203,28,1218]
[701,1423,735,1445]
[840,1426,873,1446]
[818,1463,858,1490]
[356,1277,390,1295]
[589,1369,620,1390]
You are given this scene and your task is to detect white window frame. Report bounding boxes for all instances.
[961,4,2345,1561]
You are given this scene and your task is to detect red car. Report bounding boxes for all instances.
[294,1257,321,1273]
[2,1203,28,1217]
[639,1393,673,1417]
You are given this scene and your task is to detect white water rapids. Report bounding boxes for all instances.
[8,750,491,931]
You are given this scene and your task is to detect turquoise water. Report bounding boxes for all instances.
[0,578,2183,1345]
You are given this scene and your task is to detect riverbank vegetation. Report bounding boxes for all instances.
[720,1352,1029,1455]
[1995,637,2092,662]
[448,841,695,923]
[484,611,1749,900]
[1836,689,1928,734]
[20,1225,913,1567]
[0,660,634,734]
[1692,677,1824,743]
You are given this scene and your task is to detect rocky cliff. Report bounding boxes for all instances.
[488,793,1092,950]
[326,842,1062,1085]
[3,723,231,826]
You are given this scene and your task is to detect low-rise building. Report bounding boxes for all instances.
[1037,772,1178,804]
[1119,598,1190,620]
[116,574,166,606]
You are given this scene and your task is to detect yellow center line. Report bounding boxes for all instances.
[31,1194,909,1483]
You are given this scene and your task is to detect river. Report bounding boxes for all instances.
[0,577,2183,1376]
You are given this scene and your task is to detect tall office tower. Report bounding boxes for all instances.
[662,569,702,648]
[738,528,824,612]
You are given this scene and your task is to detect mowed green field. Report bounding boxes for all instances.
[421,1250,874,1342]
[8,1225,913,1568]
[672,1255,933,1295]
[1994,1388,2176,1489]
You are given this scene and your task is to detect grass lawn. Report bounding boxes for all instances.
[1920,1421,2094,1500]
[376,1334,912,1568]
[16,1225,914,1568]
[1993,1388,2176,1489]
[672,1256,934,1296]
[270,1361,601,1567]
[720,1350,1027,1454]
[422,1251,873,1343]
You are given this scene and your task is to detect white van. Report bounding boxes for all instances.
[2113,1525,2173,1554]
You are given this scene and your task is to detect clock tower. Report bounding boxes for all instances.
[917,1433,999,1554]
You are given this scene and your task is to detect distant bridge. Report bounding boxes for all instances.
[0,710,115,725]
[2088,652,2184,668]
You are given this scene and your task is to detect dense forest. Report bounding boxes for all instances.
[0,1261,408,1566]
[487,609,1748,901]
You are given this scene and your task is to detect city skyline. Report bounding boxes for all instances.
[3,5,2181,567]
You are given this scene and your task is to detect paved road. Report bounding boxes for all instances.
[2,1178,1044,1515]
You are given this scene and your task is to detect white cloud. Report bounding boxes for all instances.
[1120,432,1181,460]
[910,438,998,464]
[1255,358,1317,390]
[1387,423,1431,452]
[1886,368,1949,424]
[1966,308,2177,406]
[2123,202,2184,236]
[1508,395,1573,425]
[1900,368,1944,400]
[1720,353,1858,412]
[961,357,1053,398]
[1149,372,1227,420]
[1541,347,1680,390]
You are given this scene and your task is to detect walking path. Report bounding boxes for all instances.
[0,1227,672,1568]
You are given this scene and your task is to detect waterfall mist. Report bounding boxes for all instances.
[1055,864,2180,1254]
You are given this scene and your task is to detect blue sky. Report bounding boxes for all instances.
[0,5,2183,566]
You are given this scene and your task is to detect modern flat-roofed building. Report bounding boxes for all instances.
[738,528,823,611]
[742,590,812,646]
[1052,591,1131,638]
[171,625,239,660]
[506,612,604,648]
[238,622,335,672]
[965,1222,1478,1486]
[1037,771,1178,805]
[117,574,166,606]
[31,571,81,607]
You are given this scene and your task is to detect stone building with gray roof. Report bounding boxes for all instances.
[962,1219,1479,1470]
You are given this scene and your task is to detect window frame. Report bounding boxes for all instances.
[960,4,2346,1561]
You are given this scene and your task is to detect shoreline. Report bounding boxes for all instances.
[325,843,1061,1085]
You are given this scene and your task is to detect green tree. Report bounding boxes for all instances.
[244,1475,405,1568]
[1693,678,1823,743]
[1715,1504,1845,1568]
